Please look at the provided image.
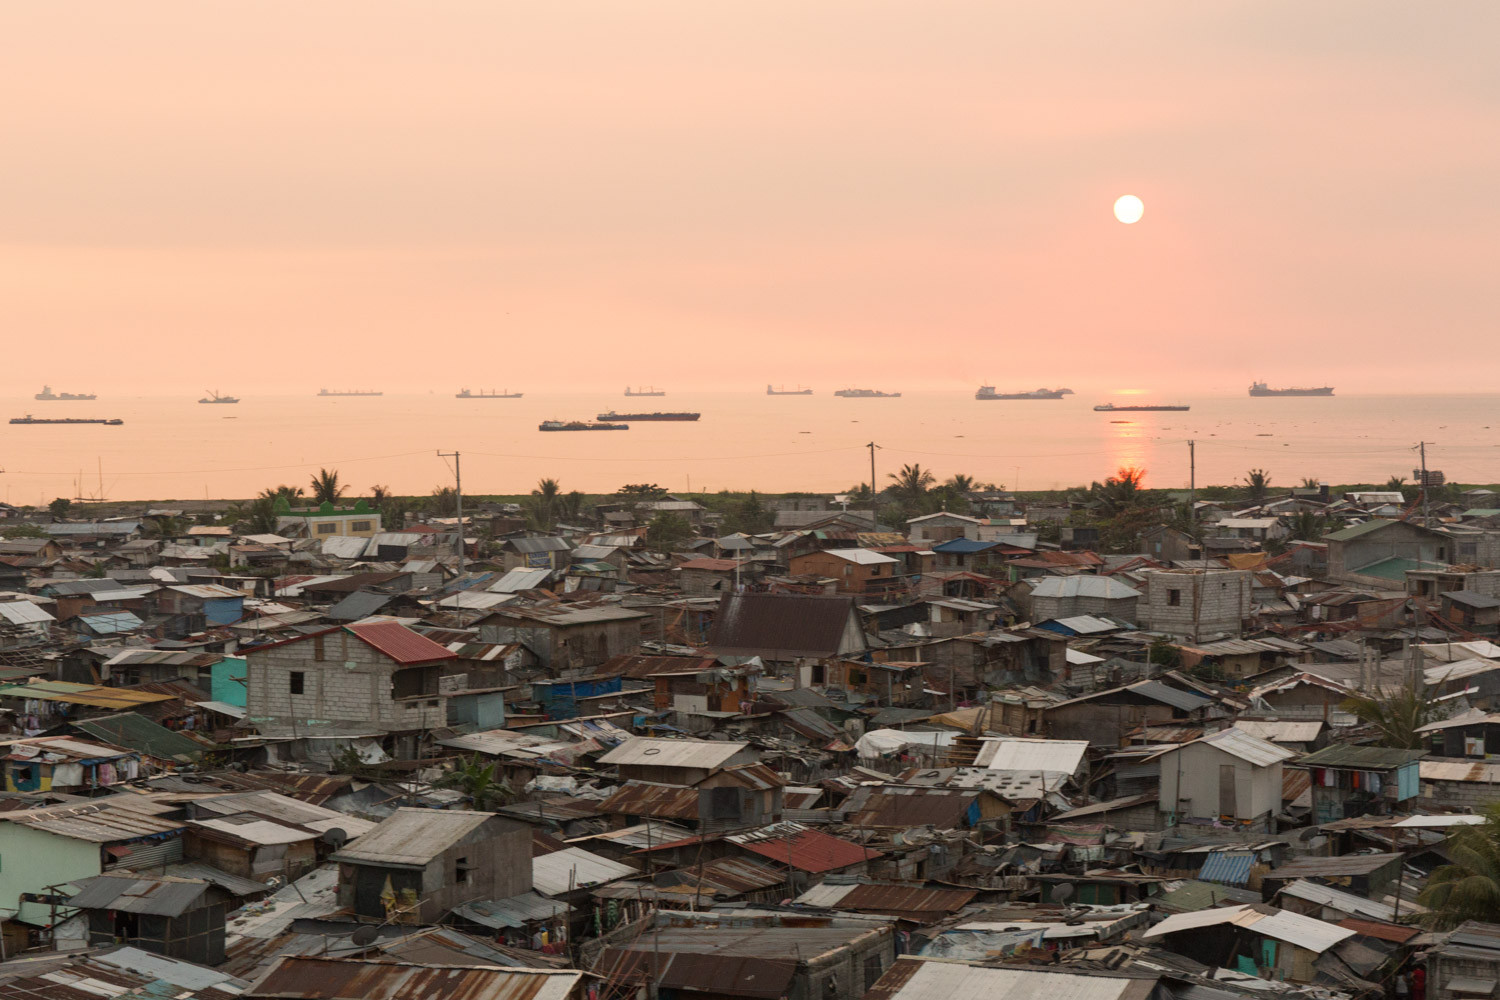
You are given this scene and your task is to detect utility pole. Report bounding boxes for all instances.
[437,450,465,576]
[867,442,880,525]
[1418,441,1431,526]
[1188,439,1196,535]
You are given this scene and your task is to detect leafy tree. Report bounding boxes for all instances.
[1244,468,1272,500]
[647,511,694,550]
[559,490,588,524]
[83,562,108,579]
[1287,510,1330,541]
[886,464,936,508]
[145,516,181,539]
[925,484,970,515]
[1341,678,1447,749]
[309,468,346,504]
[1148,637,1182,670]
[1087,466,1147,516]
[440,755,515,810]
[727,491,773,535]
[1419,802,1500,930]
[242,497,279,534]
[48,497,72,518]
[429,486,459,516]
[617,483,667,499]
[0,524,48,539]
[259,484,304,503]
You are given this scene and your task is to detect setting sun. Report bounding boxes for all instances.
[1113,195,1144,224]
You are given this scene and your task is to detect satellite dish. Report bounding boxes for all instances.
[321,828,349,847]
[1049,883,1076,904]
[350,925,380,946]
[1298,826,1322,843]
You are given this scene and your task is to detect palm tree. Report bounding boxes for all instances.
[1089,466,1147,515]
[441,755,514,810]
[528,478,562,529]
[259,484,304,502]
[309,468,346,504]
[145,515,181,539]
[370,484,392,504]
[887,464,936,507]
[1420,803,1500,929]
[1341,678,1447,749]
[244,496,279,534]
[1244,468,1271,500]
[945,473,976,493]
[1288,509,1330,541]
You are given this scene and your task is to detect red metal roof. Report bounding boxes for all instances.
[1337,917,1419,943]
[345,621,457,665]
[730,823,882,873]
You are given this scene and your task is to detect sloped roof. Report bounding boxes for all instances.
[1149,728,1296,767]
[332,808,499,868]
[598,736,748,770]
[1027,576,1141,599]
[73,712,207,761]
[975,737,1089,775]
[705,592,862,658]
[727,821,882,873]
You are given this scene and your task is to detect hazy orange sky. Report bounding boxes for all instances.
[3,3,1498,395]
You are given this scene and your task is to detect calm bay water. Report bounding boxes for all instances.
[1,390,1496,503]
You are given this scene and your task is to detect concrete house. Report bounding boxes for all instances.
[243,621,457,754]
[1325,519,1451,586]
[1150,728,1296,830]
[274,497,382,538]
[331,807,532,924]
[1138,568,1253,639]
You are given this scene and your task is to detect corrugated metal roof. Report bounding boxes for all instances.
[532,846,636,896]
[344,621,457,664]
[0,601,54,625]
[598,736,748,770]
[862,956,1152,1000]
[794,880,976,917]
[705,592,861,658]
[244,956,583,1000]
[489,568,554,593]
[332,808,496,868]
[1267,853,1402,879]
[6,799,186,843]
[1295,745,1425,770]
[452,891,570,929]
[1277,878,1397,921]
[191,817,315,846]
[727,821,882,873]
[1027,576,1141,600]
[595,946,798,1000]
[1144,904,1355,953]
[1231,719,1325,743]
[1197,851,1256,886]
[597,781,700,821]
[73,712,207,761]
[67,872,211,915]
[974,737,1089,775]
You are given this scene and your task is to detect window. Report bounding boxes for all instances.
[316,522,337,534]
[455,857,469,883]
[1167,589,1181,607]
[313,635,325,662]
[290,671,305,695]
[352,520,372,532]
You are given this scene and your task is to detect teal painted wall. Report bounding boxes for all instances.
[0,824,100,925]
[211,657,248,708]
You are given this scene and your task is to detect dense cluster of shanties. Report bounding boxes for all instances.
[2,485,1500,1000]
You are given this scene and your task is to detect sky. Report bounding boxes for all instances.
[3,3,1499,395]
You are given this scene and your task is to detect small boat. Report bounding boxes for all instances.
[199,390,239,404]
[1094,402,1190,412]
[767,384,813,395]
[834,388,901,398]
[597,411,700,422]
[539,420,629,431]
[1249,381,1334,397]
[35,385,97,401]
[976,386,1066,400]
[456,388,522,398]
[319,389,383,396]
[11,415,122,425]
[625,386,666,396]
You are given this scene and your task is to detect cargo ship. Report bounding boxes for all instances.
[625,386,666,396]
[767,384,813,395]
[1094,402,1190,412]
[976,386,1066,400]
[539,420,629,431]
[319,389,383,396]
[1249,381,1334,397]
[834,388,901,398]
[35,385,96,401]
[11,415,122,425]
[457,388,522,398]
[199,390,239,404]
[598,411,700,422]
